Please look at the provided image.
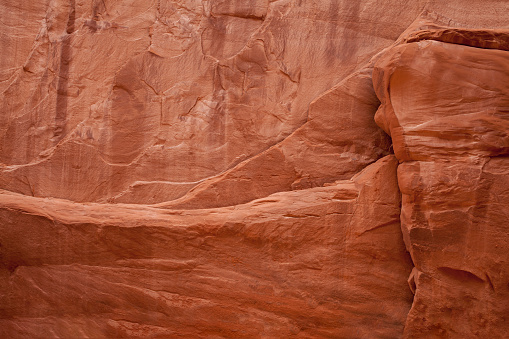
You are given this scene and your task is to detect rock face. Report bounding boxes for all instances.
[0,156,412,338]
[374,27,509,337]
[1,0,509,338]
[1,0,508,205]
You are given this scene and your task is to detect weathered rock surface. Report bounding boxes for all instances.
[1,0,509,338]
[1,0,508,205]
[0,156,413,338]
[374,27,509,338]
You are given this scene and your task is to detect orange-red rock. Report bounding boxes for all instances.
[374,27,509,337]
[1,1,508,204]
[0,156,413,338]
[1,0,509,338]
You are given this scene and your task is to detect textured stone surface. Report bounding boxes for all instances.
[1,0,509,338]
[1,0,508,205]
[374,27,509,338]
[0,156,413,338]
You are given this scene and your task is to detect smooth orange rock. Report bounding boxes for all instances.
[0,156,413,338]
[374,27,509,337]
[373,30,509,162]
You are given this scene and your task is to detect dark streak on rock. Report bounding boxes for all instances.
[405,28,509,51]
[437,266,485,286]
[54,0,76,142]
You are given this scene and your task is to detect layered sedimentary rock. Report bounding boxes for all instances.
[0,156,413,338]
[1,0,509,338]
[373,28,509,337]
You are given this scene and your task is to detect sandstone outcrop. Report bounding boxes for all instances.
[374,27,509,337]
[1,0,508,205]
[1,0,509,338]
[0,156,413,338]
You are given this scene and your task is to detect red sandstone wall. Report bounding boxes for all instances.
[1,1,508,338]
